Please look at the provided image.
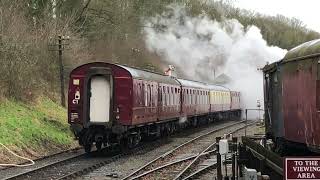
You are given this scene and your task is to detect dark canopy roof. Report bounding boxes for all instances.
[284,39,320,61]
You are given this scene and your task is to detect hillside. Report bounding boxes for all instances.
[0,97,76,164]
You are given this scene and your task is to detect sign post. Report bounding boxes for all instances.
[285,157,320,179]
[48,35,70,107]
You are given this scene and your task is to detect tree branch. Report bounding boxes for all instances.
[73,0,92,24]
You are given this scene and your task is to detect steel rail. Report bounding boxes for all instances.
[122,120,246,180]
[57,121,244,180]
[3,152,87,180]
[56,141,163,180]
[129,149,218,179]
[173,141,217,180]
[180,122,257,180]
[6,144,150,180]
[0,147,82,171]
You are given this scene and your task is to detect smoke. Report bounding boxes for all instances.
[143,5,287,119]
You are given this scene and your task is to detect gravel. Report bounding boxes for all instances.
[79,120,247,180]
[198,123,263,180]
[0,148,84,180]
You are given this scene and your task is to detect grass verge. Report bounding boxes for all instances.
[0,97,77,164]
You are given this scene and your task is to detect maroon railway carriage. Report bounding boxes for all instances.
[178,79,210,118]
[263,39,320,154]
[68,62,241,152]
[68,62,181,151]
[230,91,241,111]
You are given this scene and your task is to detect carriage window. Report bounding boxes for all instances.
[202,91,204,104]
[164,87,166,106]
[190,90,193,104]
[159,87,162,104]
[191,90,194,104]
[148,85,152,106]
[206,92,208,104]
[168,87,171,106]
[144,84,147,106]
[168,89,171,106]
[187,89,190,104]
[170,88,174,105]
[191,89,193,104]
[189,89,191,105]
[189,90,192,105]
[163,86,166,106]
[187,89,189,104]
[201,91,203,104]
[138,83,141,105]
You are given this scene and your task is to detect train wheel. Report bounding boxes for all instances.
[96,142,102,151]
[120,138,132,151]
[275,138,286,156]
[84,144,92,153]
[192,118,198,127]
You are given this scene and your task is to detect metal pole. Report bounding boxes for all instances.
[231,154,236,180]
[224,154,228,178]
[257,100,261,122]
[58,35,65,107]
[232,137,237,180]
[245,109,247,136]
[216,137,222,180]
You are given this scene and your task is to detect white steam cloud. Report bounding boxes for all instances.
[143,5,287,119]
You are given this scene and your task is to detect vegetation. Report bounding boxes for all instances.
[215,2,319,49]
[0,97,72,146]
[0,97,74,162]
[0,0,319,101]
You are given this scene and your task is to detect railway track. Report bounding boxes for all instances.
[2,140,164,180]
[1,120,249,180]
[0,147,81,170]
[0,148,83,179]
[122,120,253,180]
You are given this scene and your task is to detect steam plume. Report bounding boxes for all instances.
[143,5,287,119]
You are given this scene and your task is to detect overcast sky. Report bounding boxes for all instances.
[234,0,320,32]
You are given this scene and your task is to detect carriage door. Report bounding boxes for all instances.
[89,75,113,123]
